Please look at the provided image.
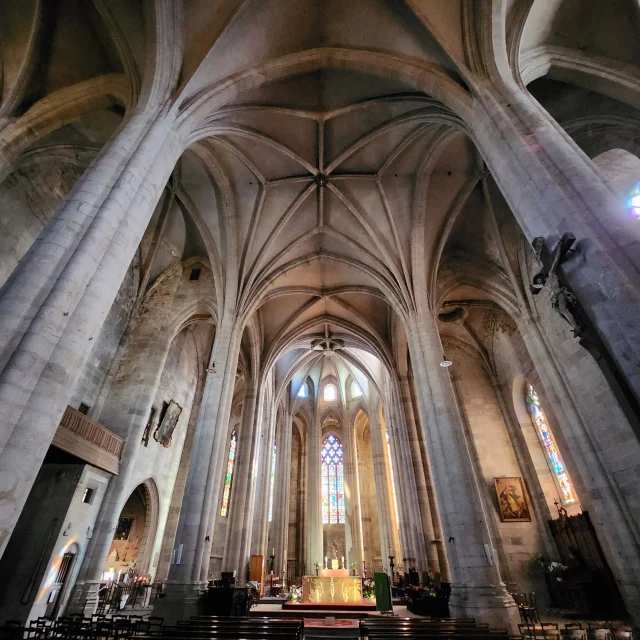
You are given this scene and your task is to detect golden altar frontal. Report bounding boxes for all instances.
[302,575,362,604]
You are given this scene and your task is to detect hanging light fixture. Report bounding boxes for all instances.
[440,354,452,368]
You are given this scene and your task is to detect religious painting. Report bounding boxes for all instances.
[153,400,182,447]
[494,477,531,522]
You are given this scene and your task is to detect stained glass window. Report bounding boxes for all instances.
[324,384,337,402]
[351,381,362,398]
[386,431,400,527]
[628,183,640,219]
[220,429,237,517]
[525,384,576,505]
[268,440,276,522]
[321,434,345,524]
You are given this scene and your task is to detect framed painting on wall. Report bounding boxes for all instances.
[154,400,182,447]
[494,476,531,522]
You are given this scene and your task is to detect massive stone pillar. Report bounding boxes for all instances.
[516,315,640,620]
[0,111,182,555]
[342,410,364,572]
[406,310,519,631]
[271,412,293,578]
[223,374,261,578]
[156,327,216,581]
[368,400,402,571]
[471,82,640,619]
[398,373,441,574]
[407,310,518,631]
[305,415,322,571]
[250,388,276,560]
[471,81,640,404]
[385,379,429,576]
[159,312,242,617]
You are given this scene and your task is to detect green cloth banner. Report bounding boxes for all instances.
[374,572,392,612]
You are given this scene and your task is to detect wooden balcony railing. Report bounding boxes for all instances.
[52,406,124,475]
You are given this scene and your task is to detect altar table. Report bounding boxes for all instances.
[302,575,362,604]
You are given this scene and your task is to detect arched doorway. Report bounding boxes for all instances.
[102,481,159,583]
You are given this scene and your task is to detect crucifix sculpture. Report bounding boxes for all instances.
[530,232,583,337]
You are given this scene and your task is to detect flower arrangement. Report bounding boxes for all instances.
[350,562,357,574]
[362,578,375,601]
[287,586,302,603]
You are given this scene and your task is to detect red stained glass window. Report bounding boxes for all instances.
[525,384,576,505]
[220,429,237,517]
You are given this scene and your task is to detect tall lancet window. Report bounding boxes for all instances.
[386,431,400,527]
[525,384,577,505]
[321,434,345,524]
[324,384,337,402]
[268,440,276,522]
[220,429,237,517]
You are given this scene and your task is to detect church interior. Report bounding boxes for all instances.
[0,0,640,636]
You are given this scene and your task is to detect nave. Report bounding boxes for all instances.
[0,0,640,634]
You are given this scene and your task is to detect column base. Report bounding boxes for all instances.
[449,584,520,634]
[153,582,205,625]
[65,580,101,616]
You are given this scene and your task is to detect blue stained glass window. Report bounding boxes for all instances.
[525,384,576,505]
[321,434,345,524]
[628,183,640,219]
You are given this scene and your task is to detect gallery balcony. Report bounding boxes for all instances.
[52,405,124,475]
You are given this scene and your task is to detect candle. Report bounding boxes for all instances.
[272,548,275,556]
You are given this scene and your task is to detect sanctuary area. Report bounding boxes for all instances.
[0,0,639,633]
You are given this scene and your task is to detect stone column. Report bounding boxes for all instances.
[407,310,519,631]
[155,328,215,581]
[271,412,293,578]
[342,409,364,572]
[222,375,261,578]
[398,373,441,573]
[516,314,640,620]
[159,313,242,617]
[305,414,322,571]
[0,114,183,556]
[471,80,640,403]
[383,400,413,569]
[250,389,276,560]
[368,400,402,570]
[385,379,429,575]
[408,367,451,581]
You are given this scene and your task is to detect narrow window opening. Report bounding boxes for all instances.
[78,403,91,415]
[525,383,577,505]
[189,268,201,281]
[82,487,95,504]
[220,429,237,517]
[324,384,337,402]
[268,441,277,522]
